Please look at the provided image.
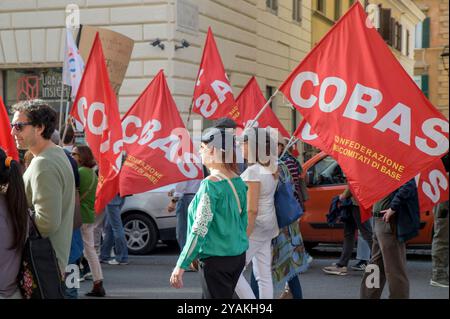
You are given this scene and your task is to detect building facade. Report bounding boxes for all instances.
[414,0,449,119]
[0,0,312,135]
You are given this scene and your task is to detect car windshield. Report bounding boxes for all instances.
[308,156,347,186]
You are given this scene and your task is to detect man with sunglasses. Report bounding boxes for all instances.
[11,99,75,274]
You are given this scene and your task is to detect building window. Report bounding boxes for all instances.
[335,0,342,21]
[317,0,325,14]
[293,0,302,23]
[266,86,275,109]
[3,68,71,128]
[266,0,278,15]
[414,74,429,98]
[422,17,431,48]
[379,7,392,44]
[394,22,402,52]
[406,29,410,56]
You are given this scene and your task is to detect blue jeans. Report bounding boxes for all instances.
[100,195,128,263]
[65,286,78,299]
[356,227,372,261]
[176,194,195,250]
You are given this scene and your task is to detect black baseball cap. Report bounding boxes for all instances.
[213,117,237,129]
[201,127,235,152]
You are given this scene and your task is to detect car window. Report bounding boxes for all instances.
[307,156,347,186]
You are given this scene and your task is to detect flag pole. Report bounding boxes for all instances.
[245,89,279,129]
[60,117,70,147]
[59,28,68,132]
[58,80,65,132]
[186,100,194,127]
[279,136,299,159]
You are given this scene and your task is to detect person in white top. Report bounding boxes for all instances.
[235,128,279,299]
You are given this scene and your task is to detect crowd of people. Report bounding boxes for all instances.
[0,99,448,300]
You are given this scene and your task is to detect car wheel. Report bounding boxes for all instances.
[122,212,158,255]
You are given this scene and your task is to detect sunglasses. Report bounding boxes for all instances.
[11,122,33,132]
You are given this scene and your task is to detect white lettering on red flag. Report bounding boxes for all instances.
[192,28,238,120]
[280,3,449,208]
[70,33,123,213]
[120,70,203,196]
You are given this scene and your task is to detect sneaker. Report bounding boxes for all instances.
[351,260,368,271]
[77,271,93,282]
[108,259,129,265]
[322,264,348,276]
[430,279,449,288]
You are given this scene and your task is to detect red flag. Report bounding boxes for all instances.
[0,97,19,161]
[70,33,123,213]
[279,3,449,208]
[120,70,203,196]
[236,77,290,137]
[192,28,238,120]
[296,118,449,221]
[294,119,323,150]
[416,160,449,212]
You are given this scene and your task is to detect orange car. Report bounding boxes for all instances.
[300,152,434,248]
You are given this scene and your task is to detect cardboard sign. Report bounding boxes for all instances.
[78,25,134,95]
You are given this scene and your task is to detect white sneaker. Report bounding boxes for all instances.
[322,265,348,276]
[108,259,129,265]
[430,279,449,288]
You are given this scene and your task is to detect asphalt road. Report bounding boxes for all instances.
[77,244,448,299]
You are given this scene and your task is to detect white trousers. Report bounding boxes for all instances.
[235,238,273,299]
[81,223,104,282]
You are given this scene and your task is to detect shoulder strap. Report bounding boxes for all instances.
[80,169,96,202]
[212,172,242,214]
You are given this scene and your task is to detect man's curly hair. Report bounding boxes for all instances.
[12,99,57,140]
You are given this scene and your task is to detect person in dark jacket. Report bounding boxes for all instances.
[360,179,419,299]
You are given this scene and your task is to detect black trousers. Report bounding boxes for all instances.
[199,253,246,299]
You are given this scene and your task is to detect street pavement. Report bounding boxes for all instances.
[78,245,448,299]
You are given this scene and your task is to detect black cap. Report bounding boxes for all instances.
[213,117,237,129]
[201,127,235,152]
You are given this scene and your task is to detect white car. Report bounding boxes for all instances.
[121,184,177,254]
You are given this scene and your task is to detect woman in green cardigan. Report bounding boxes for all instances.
[170,128,249,299]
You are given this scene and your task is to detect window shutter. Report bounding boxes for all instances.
[406,30,410,56]
[422,17,430,48]
[389,17,396,46]
[397,24,403,51]
[379,8,392,42]
[422,74,429,98]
